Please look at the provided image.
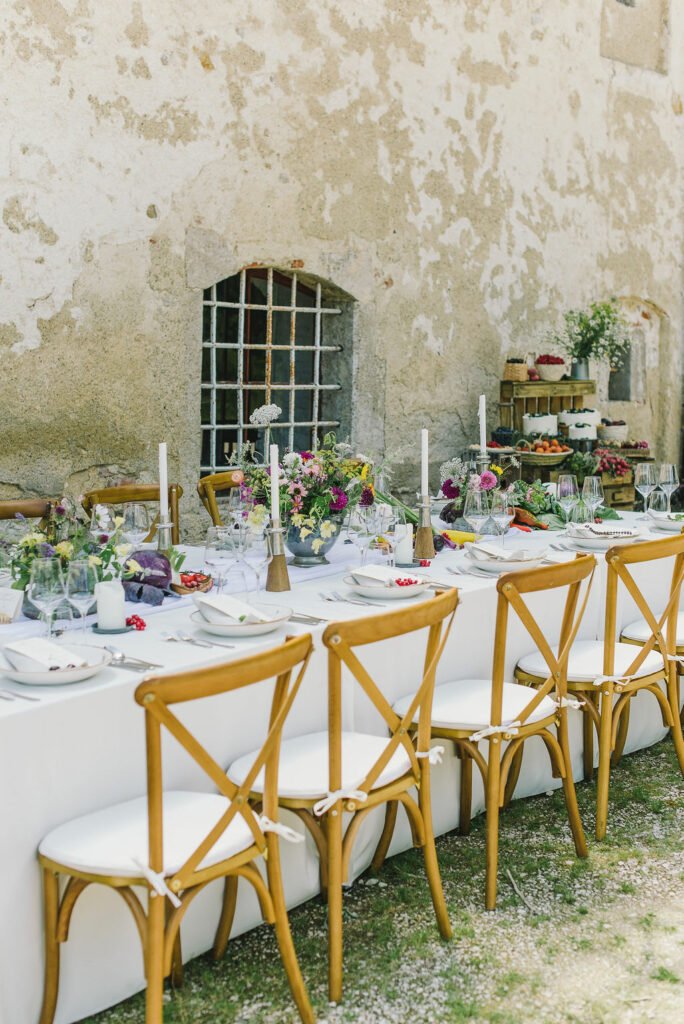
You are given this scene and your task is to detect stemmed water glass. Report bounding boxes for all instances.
[376,504,405,568]
[658,464,679,512]
[28,558,66,639]
[647,490,668,519]
[239,525,271,596]
[463,490,490,540]
[204,527,237,594]
[557,474,579,529]
[66,560,97,634]
[89,505,116,543]
[346,507,380,567]
[634,463,657,519]
[490,490,514,547]
[581,476,604,522]
[121,504,149,546]
[570,501,592,526]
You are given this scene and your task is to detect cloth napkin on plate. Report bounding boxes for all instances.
[193,593,271,624]
[2,638,87,672]
[567,523,638,539]
[468,542,539,562]
[350,565,420,587]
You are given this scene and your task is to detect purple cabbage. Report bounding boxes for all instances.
[125,550,172,589]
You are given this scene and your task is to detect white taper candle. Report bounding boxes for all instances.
[421,429,429,496]
[478,395,487,454]
[270,444,280,521]
[158,443,169,521]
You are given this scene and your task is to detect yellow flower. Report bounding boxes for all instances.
[491,464,503,475]
[54,541,74,559]
[115,543,133,559]
[126,558,143,574]
[88,555,102,568]
[311,538,324,554]
[319,521,337,539]
[299,527,312,540]
[360,463,369,480]
[114,515,125,528]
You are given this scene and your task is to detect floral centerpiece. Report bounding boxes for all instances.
[548,299,631,379]
[241,434,375,565]
[437,457,504,526]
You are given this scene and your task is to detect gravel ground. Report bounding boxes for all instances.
[84,739,684,1024]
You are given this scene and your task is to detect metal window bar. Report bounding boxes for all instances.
[201,267,342,472]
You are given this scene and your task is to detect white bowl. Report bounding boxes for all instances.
[465,551,544,574]
[647,512,684,534]
[343,574,431,601]
[191,605,291,637]
[535,363,566,382]
[0,644,112,686]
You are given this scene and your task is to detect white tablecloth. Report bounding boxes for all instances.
[0,514,675,1023]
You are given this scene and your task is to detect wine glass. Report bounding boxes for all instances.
[89,504,116,543]
[557,474,579,528]
[376,504,405,568]
[28,558,65,639]
[65,560,97,634]
[463,489,490,540]
[634,463,657,519]
[658,464,679,512]
[570,501,592,525]
[204,527,237,593]
[121,504,149,546]
[346,507,380,567]
[581,476,604,522]
[647,489,668,522]
[490,490,514,547]
[239,525,270,596]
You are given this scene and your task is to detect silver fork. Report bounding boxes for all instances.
[318,591,370,608]
[176,631,235,651]
[332,590,388,608]
[447,565,492,579]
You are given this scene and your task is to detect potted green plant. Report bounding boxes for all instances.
[548,300,631,380]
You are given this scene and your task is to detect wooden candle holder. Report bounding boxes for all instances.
[266,523,291,592]
[414,499,436,560]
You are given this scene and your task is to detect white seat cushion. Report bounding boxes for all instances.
[622,612,684,646]
[39,791,254,878]
[516,640,665,683]
[228,731,412,800]
[394,679,557,732]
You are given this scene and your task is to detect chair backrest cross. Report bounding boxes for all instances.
[82,484,183,544]
[197,471,244,526]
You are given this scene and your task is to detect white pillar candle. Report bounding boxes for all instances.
[95,580,126,630]
[421,429,429,496]
[478,395,487,454]
[158,443,169,521]
[269,444,280,522]
[395,524,414,565]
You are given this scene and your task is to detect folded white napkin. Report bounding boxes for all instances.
[469,542,540,562]
[3,639,87,672]
[350,565,420,588]
[567,523,638,539]
[193,593,270,624]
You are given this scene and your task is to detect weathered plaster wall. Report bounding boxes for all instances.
[1,0,682,534]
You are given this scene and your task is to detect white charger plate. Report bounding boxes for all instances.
[0,644,112,686]
[343,574,430,600]
[191,605,291,637]
[570,532,642,551]
[647,514,684,534]
[465,551,544,574]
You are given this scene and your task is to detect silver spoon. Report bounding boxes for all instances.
[176,631,235,651]
[105,646,162,670]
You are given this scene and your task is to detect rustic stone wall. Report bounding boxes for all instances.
[1,0,682,536]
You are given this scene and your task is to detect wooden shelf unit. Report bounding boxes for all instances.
[499,380,597,434]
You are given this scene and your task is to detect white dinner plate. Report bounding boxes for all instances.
[0,644,112,686]
[464,551,544,574]
[571,534,642,551]
[343,574,431,600]
[191,605,292,637]
[647,513,684,534]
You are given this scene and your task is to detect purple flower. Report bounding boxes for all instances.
[480,470,498,491]
[39,543,55,557]
[329,487,348,513]
[99,533,110,545]
[442,479,460,500]
[55,505,66,515]
[359,486,375,507]
[300,451,314,461]
[14,512,26,521]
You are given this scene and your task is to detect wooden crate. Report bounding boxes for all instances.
[601,471,635,510]
[499,380,597,434]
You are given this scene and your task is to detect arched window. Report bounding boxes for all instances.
[201,267,353,472]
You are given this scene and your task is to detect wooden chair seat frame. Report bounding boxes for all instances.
[226,590,459,1003]
[38,636,315,1024]
[82,484,183,545]
[515,535,684,840]
[197,471,244,527]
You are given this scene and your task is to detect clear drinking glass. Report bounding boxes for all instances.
[634,463,657,519]
[557,474,579,528]
[28,557,66,639]
[376,505,404,568]
[581,476,604,522]
[89,504,116,543]
[647,490,668,518]
[570,501,592,525]
[65,560,97,634]
[490,490,514,547]
[204,527,237,593]
[239,525,270,595]
[658,464,679,512]
[463,489,490,539]
[121,504,149,546]
[346,507,380,567]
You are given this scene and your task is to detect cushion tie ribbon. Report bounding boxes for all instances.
[313,789,368,817]
[470,721,521,742]
[258,815,304,844]
[415,745,445,765]
[133,858,182,908]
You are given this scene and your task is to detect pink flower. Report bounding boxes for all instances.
[329,487,348,513]
[480,470,498,491]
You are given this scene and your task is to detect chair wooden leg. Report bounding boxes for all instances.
[459,751,473,835]
[484,740,501,911]
[582,696,594,782]
[667,669,684,774]
[145,894,166,1024]
[213,876,238,961]
[265,836,315,1024]
[326,809,344,1003]
[39,868,61,1024]
[166,904,184,988]
[419,769,452,939]
[595,688,614,842]
[502,745,523,808]
[371,800,398,872]
[612,700,630,765]
[556,717,588,858]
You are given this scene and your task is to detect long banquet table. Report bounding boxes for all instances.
[0,513,677,1023]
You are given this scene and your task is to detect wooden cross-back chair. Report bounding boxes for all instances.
[390,556,596,911]
[0,498,53,528]
[82,484,183,545]
[197,471,244,526]
[516,534,684,840]
[37,636,315,1024]
[225,588,459,1002]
